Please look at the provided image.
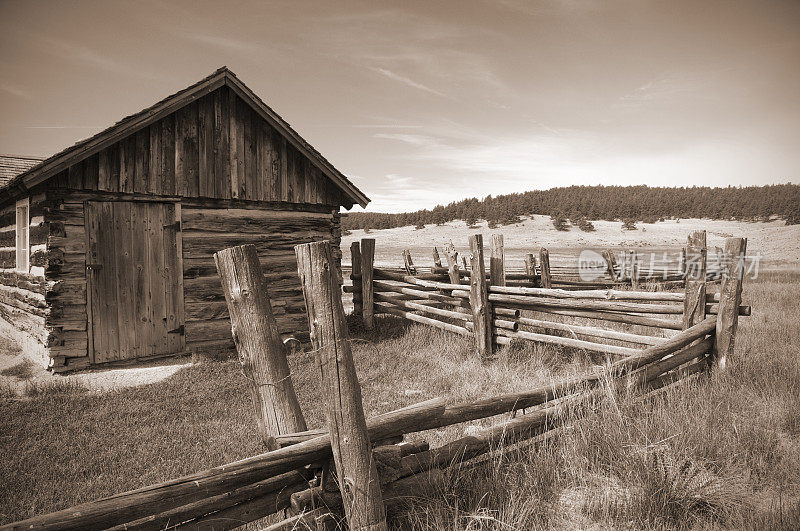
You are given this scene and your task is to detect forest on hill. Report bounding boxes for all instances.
[342,184,800,231]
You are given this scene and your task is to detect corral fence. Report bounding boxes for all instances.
[3,233,750,531]
[346,231,749,362]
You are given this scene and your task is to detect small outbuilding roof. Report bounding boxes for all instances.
[0,155,44,187]
[0,67,369,207]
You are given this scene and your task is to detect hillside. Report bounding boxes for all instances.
[343,184,800,231]
[342,215,800,268]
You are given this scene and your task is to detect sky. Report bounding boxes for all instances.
[0,0,798,212]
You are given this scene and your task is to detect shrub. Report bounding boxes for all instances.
[551,216,570,231]
[622,219,638,231]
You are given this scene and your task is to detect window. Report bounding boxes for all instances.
[15,198,29,273]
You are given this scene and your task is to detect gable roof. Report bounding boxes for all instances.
[0,67,369,207]
[0,155,44,187]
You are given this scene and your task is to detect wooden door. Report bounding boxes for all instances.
[86,201,185,363]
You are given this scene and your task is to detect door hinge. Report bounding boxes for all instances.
[164,221,181,231]
[168,325,185,335]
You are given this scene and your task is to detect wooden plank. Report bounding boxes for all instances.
[268,127,281,201]
[214,86,231,199]
[163,203,181,353]
[197,94,215,198]
[85,202,99,364]
[177,101,200,198]
[149,203,168,356]
[114,202,136,360]
[174,204,185,351]
[120,136,136,193]
[279,136,288,202]
[229,90,244,198]
[149,122,162,195]
[98,148,111,191]
[134,129,150,194]
[132,203,152,358]
[161,114,176,196]
[84,154,99,191]
[245,105,258,201]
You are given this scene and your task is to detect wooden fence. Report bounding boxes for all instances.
[3,234,750,531]
[346,231,749,362]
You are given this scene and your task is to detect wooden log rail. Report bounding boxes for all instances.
[6,316,720,531]
[360,234,749,362]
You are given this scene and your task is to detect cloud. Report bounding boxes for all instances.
[373,133,440,147]
[372,67,448,98]
[0,83,33,101]
[35,35,159,80]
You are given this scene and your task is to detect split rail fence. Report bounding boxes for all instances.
[3,233,750,531]
[346,231,749,361]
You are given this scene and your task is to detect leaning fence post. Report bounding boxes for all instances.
[360,238,375,330]
[603,250,618,282]
[402,249,417,275]
[714,237,747,371]
[470,235,493,360]
[539,248,552,289]
[214,244,307,450]
[432,247,443,268]
[350,242,362,318]
[443,242,461,285]
[683,231,707,330]
[490,234,506,287]
[295,240,388,531]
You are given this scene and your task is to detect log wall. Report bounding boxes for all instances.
[182,202,341,355]
[43,191,90,371]
[0,191,50,349]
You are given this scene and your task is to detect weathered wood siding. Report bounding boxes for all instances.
[1,83,351,370]
[0,192,49,346]
[182,203,341,354]
[48,86,347,206]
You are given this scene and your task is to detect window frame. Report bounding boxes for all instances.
[15,197,30,273]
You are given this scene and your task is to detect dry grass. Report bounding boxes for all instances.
[0,270,798,528]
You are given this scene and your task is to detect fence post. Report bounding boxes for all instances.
[524,253,536,277]
[444,242,461,284]
[683,231,707,330]
[714,237,747,370]
[603,250,618,282]
[469,235,493,360]
[432,247,443,268]
[295,240,388,531]
[361,238,375,330]
[214,244,307,451]
[402,249,417,275]
[631,251,640,290]
[350,242,362,318]
[539,248,552,289]
[490,234,506,287]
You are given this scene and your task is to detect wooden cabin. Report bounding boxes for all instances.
[0,67,369,372]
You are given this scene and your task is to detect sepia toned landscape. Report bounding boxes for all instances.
[2,1,799,530]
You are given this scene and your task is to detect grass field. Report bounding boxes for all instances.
[1,270,798,529]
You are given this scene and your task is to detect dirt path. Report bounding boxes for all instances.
[0,334,190,396]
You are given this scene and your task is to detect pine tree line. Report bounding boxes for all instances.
[342,183,800,231]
